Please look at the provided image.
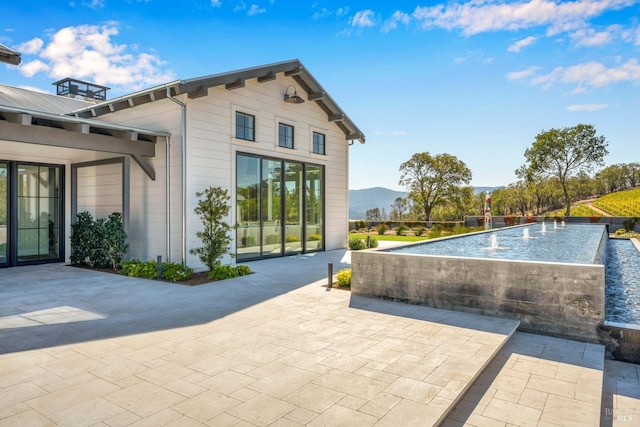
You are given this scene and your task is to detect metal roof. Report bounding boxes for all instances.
[0,84,93,114]
[70,59,365,144]
[0,43,21,66]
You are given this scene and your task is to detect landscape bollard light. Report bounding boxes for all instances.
[328,262,333,289]
[157,255,163,279]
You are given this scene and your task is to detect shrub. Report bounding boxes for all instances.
[513,216,521,225]
[285,235,301,243]
[615,228,627,235]
[503,216,514,227]
[265,234,279,245]
[70,211,127,269]
[476,217,484,227]
[526,216,535,223]
[348,237,366,250]
[308,234,322,241]
[236,265,252,276]
[377,223,388,235]
[162,262,194,282]
[355,220,367,230]
[190,186,235,271]
[240,235,257,247]
[413,227,426,236]
[336,268,351,287]
[120,259,158,279]
[396,225,407,236]
[367,236,379,248]
[208,264,239,280]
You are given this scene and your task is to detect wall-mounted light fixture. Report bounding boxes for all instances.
[284,85,305,104]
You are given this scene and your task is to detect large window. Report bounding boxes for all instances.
[235,112,255,141]
[312,132,326,155]
[278,123,294,149]
[0,163,6,266]
[17,164,61,262]
[236,153,323,261]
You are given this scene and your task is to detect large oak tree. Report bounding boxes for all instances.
[519,124,608,216]
[399,152,472,221]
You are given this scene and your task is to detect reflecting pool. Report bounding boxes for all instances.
[605,239,640,324]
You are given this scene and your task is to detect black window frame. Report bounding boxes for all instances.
[278,123,294,149]
[235,111,255,142]
[312,132,326,155]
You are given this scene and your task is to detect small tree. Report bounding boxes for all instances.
[190,186,235,271]
[104,212,128,270]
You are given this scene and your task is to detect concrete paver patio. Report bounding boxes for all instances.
[1,250,638,426]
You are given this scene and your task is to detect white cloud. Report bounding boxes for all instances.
[508,36,537,52]
[83,0,104,9]
[566,103,609,111]
[506,66,541,81]
[527,59,640,90]
[17,38,44,54]
[352,10,376,28]
[412,0,636,36]
[211,0,222,7]
[313,6,350,19]
[382,11,411,33]
[247,4,266,15]
[570,26,617,46]
[19,59,50,77]
[18,24,175,90]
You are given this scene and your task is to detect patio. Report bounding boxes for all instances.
[0,251,638,426]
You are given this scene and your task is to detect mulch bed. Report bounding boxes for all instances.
[70,264,216,286]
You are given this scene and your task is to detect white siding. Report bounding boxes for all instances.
[77,164,122,217]
[91,75,352,270]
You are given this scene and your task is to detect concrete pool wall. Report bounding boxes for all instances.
[351,231,607,343]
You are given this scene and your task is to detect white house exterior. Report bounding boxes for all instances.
[0,59,365,269]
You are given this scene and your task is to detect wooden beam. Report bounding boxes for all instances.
[3,112,32,125]
[285,66,302,77]
[225,78,245,90]
[131,154,156,180]
[0,120,155,157]
[61,122,90,134]
[329,113,345,122]
[187,85,208,99]
[257,72,275,83]
[308,92,325,101]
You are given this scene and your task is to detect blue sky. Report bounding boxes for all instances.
[1,1,639,190]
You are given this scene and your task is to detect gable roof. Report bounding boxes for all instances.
[0,83,92,113]
[70,59,365,144]
[0,43,21,66]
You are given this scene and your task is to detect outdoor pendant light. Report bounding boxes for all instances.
[284,85,305,104]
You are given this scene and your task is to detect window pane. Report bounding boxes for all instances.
[284,162,303,254]
[0,163,7,264]
[236,155,261,261]
[305,165,323,252]
[236,112,255,141]
[261,159,282,256]
[312,132,325,155]
[279,123,293,149]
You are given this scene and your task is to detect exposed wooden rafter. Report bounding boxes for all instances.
[225,78,245,90]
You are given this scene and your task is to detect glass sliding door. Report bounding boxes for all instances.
[17,164,61,263]
[261,159,282,257]
[305,165,323,252]
[0,163,7,266]
[284,162,303,255]
[236,155,261,261]
[236,154,324,260]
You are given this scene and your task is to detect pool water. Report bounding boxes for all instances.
[605,239,640,324]
[389,223,607,265]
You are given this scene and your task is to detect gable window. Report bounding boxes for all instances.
[312,132,325,155]
[236,112,255,141]
[278,123,294,149]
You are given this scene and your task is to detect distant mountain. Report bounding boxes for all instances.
[349,186,503,220]
[349,187,406,220]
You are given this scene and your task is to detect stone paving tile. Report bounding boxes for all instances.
[443,332,606,427]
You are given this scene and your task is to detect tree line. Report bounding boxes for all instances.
[362,124,638,221]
